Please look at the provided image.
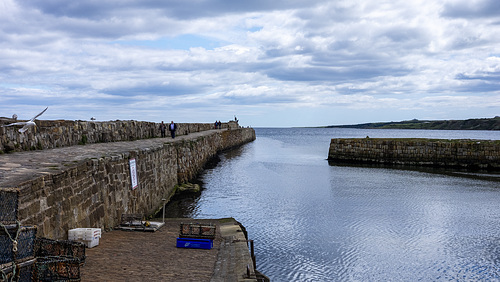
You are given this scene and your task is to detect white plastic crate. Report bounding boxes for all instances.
[80,237,99,248]
[68,228,101,248]
[68,228,101,241]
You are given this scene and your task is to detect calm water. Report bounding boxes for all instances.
[165,128,500,281]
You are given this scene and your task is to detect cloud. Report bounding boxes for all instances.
[0,0,499,126]
[442,0,500,19]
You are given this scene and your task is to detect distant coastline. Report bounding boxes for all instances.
[321,117,500,130]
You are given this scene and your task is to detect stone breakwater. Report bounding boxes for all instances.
[1,126,255,239]
[0,119,238,153]
[328,138,500,170]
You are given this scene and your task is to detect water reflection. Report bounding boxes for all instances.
[162,128,500,281]
[329,160,500,182]
[161,195,200,218]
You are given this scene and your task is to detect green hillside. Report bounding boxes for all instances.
[325,117,500,130]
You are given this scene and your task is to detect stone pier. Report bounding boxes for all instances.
[0,119,234,153]
[328,138,500,170]
[0,122,255,239]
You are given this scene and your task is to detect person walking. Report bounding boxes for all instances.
[168,121,177,138]
[159,121,167,138]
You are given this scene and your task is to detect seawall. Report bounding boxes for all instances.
[1,125,255,239]
[0,119,238,153]
[328,138,500,170]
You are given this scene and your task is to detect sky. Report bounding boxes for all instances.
[0,0,499,127]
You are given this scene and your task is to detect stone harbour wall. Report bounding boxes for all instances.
[328,138,500,170]
[17,144,178,239]
[13,127,255,239]
[0,119,224,153]
[175,129,256,183]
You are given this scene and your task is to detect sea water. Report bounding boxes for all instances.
[165,128,500,281]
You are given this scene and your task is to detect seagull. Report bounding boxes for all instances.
[1,107,48,133]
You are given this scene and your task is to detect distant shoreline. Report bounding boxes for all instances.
[320,117,500,130]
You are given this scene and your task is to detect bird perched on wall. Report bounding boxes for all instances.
[1,107,48,133]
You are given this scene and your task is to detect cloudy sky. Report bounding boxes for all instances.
[0,0,499,127]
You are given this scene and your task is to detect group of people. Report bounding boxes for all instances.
[214,120,222,129]
[160,118,234,139]
[159,121,177,138]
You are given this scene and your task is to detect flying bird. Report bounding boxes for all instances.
[1,107,48,133]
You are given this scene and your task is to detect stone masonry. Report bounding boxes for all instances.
[0,119,227,153]
[0,123,255,239]
[328,138,500,170]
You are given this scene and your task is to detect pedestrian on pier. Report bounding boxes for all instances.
[159,121,166,138]
[169,121,177,138]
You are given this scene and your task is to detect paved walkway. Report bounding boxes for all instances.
[81,218,258,281]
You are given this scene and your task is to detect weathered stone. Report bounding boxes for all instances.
[3,125,255,239]
[328,138,500,170]
[3,141,15,152]
[0,120,220,153]
[176,183,201,194]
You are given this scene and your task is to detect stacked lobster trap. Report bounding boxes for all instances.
[0,188,37,281]
[1,188,86,281]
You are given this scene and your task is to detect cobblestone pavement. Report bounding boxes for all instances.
[81,218,223,282]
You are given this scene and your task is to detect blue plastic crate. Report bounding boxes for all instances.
[176,238,213,250]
